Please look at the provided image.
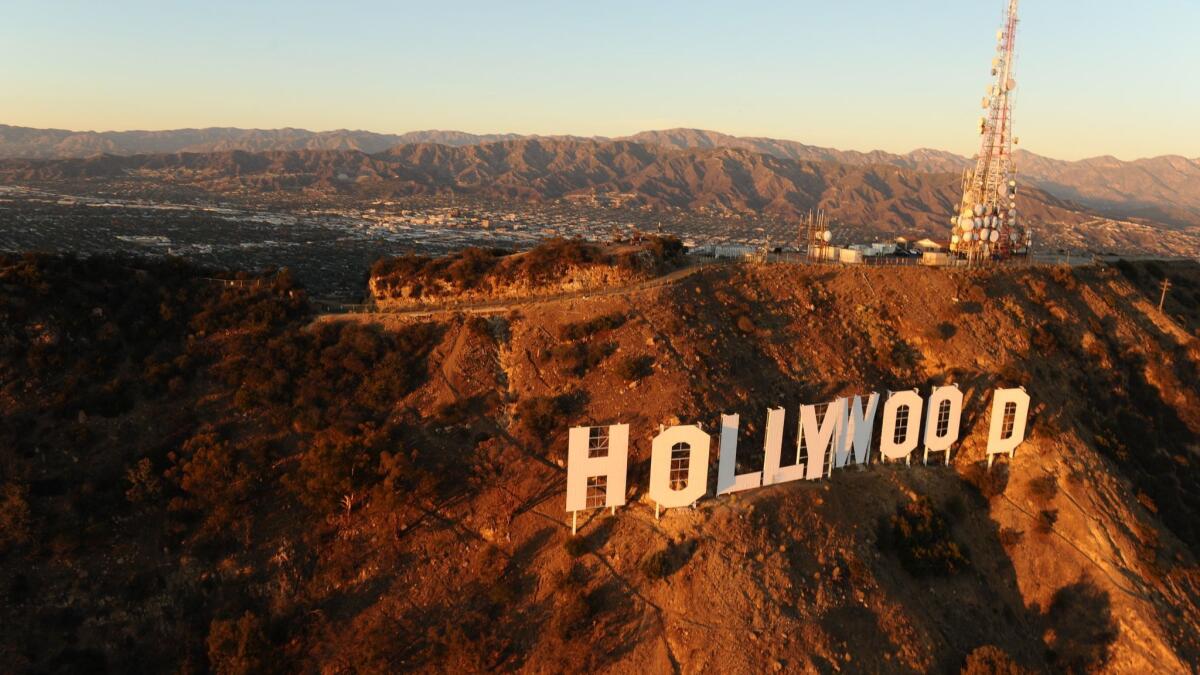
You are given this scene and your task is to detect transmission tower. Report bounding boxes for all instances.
[803,209,833,262]
[950,0,1030,263]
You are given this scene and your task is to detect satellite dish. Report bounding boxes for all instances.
[1010,233,1020,242]
[1006,78,1016,91]
[951,234,960,244]
[990,230,1000,243]
[980,228,991,241]
[974,204,985,217]
[963,219,974,231]
[822,230,833,242]
[964,232,974,242]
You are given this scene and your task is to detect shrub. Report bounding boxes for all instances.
[1049,266,1077,289]
[0,483,31,551]
[615,355,654,382]
[559,312,627,341]
[515,393,583,445]
[548,341,615,377]
[884,339,921,372]
[930,322,957,341]
[642,235,685,264]
[1043,580,1118,673]
[999,527,1024,548]
[207,611,271,675]
[1028,475,1058,505]
[641,548,672,580]
[880,498,970,576]
[1035,509,1058,534]
[960,645,1031,675]
[964,461,1009,500]
[124,458,163,504]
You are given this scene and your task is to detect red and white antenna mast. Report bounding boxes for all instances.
[950,0,1029,262]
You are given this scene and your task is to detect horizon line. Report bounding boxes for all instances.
[2,121,1195,165]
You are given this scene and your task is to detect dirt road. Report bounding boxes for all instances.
[318,262,713,322]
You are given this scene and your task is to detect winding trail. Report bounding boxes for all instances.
[318,262,714,321]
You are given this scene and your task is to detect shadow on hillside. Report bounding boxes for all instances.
[734,466,1045,671]
[1043,578,1120,673]
[985,267,1200,662]
[870,468,1118,672]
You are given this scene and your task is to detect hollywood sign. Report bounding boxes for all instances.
[565,386,1030,528]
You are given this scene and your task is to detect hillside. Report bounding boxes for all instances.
[1,252,1199,672]
[368,237,685,308]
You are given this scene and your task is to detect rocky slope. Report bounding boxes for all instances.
[1,252,1198,672]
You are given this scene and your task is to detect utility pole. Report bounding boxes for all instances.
[1159,278,1171,312]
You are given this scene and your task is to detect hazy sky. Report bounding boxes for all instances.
[2,1,1196,160]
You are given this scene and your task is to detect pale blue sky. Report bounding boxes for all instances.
[1,1,1196,160]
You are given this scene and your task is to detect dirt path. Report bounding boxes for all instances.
[319,262,714,322]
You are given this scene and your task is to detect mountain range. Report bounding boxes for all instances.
[3,124,1199,230]
[0,139,1098,238]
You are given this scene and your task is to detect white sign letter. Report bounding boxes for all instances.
[565,424,629,512]
[763,407,807,486]
[649,425,711,509]
[923,385,964,465]
[716,414,762,495]
[987,387,1031,467]
[835,393,879,469]
[880,390,923,462]
[798,398,846,480]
